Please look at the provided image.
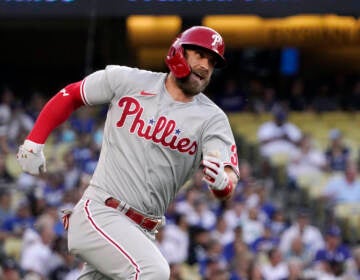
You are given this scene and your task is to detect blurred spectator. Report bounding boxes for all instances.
[269,209,287,237]
[247,78,265,112]
[187,197,217,231]
[311,83,339,112]
[73,173,91,202]
[279,209,325,258]
[313,226,353,278]
[61,151,81,191]
[0,87,13,154]
[211,215,234,247]
[26,92,47,122]
[248,261,264,280]
[0,157,15,188]
[251,182,276,220]
[1,257,21,280]
[322,160,360,205]
[250,224,279,254]
[20,213,57,278]
[69,107,96,135]
[253,87,280,114]
[15,172,41,194]
[287,258,304,280]
[0,189,13,227]
[283,236,312,268]
[215,79,247,112]
[351,246,360,278]
[287,133,327,189]
[187,226,211,266]
[7,102,34,149]
[169,262,185,280]
[223,200,245,231]
[324,129,351,172]
[240,207,264,246]
[156,227,177,264]
[259,248,289,280]
[288,78,307,111]
[229,252,254,280]
[70,133,97,173]
[92,120,104,149]
[332,74,349,110]
[346,80,360,111]
[49,237,82,280]
[82,145,100,174]
[164,201,179,225]
[38,172,65,208]
[1,198,35,238]
[222,225,246,264]
[162,213,190,264]
[203,259,230,280]
[199,238,227,279]
[234,160,256,201]
[56,123,76,144]
[257,107,302,159]
[42,205,67,238]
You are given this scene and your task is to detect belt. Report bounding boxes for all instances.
[105,197,162,232]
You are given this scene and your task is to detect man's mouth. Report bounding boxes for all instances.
[192,71,204,81]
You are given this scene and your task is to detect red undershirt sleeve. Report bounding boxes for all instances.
[27,81,86,144]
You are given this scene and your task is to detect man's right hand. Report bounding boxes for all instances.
[16,139,46,175]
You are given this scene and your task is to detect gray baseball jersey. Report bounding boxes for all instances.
[80,65,239,217]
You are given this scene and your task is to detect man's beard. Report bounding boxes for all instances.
[175,71,210,98]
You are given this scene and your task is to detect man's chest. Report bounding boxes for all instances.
[108,95,204,156]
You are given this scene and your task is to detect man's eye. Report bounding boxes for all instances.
[196,50,205,58]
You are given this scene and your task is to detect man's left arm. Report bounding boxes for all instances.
[202,154,239,201]
[201,112,240,200]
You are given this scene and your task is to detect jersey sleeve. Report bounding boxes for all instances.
[82,65,133,105]
[202,112,240,178]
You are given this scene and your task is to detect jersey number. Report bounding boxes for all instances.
[230,144,238,167]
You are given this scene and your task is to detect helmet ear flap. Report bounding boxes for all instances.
[165,43,191,79]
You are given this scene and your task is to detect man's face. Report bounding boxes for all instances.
[175,47,216,97]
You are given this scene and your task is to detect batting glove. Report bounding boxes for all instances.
[202,155,229,190]
[17,139,46,175]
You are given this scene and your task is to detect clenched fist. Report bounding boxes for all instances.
[202,155,229,191]
[17,140,46,175]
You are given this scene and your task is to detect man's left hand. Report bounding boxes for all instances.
[202,155,229,190]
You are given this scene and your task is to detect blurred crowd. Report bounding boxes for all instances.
[0,75,360,280]
[213,74,360,114]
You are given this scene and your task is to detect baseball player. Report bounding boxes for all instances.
[17,26,240,280]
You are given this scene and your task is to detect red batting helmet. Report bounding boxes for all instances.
[165,26,226,78]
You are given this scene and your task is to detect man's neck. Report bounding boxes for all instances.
[165,74,194,103]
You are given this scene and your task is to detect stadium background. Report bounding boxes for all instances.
[1,0,360,279]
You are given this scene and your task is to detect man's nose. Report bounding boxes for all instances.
[199,57,211,71]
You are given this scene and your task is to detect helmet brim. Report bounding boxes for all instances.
[183,44,226,68]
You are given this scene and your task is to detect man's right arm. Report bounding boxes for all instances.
[17,65,129,174]
[27,81,86,144]
[17,81,86,175]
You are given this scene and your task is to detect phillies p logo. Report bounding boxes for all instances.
[211,34,222,48]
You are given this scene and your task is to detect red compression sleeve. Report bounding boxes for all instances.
[27,81,85,144]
